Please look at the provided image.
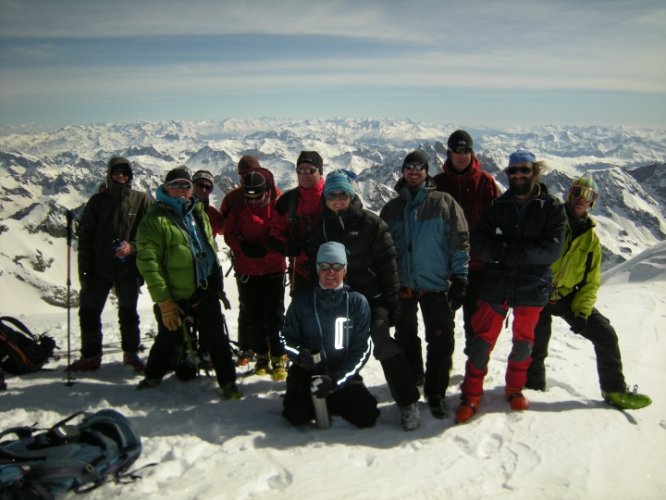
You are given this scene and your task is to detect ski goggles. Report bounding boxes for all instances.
[165,180,193,190]
[325,191,351,201]
[403,162,426,171]
[318,262,345,272]
[569,186,597,202]
[506,166,533,176]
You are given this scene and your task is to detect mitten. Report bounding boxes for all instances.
[311,375,334,398]
[570,315,587,334]
[448,277,467,312]
[158,299,184,331]
[219,290,232,310]
[297,348,318,372]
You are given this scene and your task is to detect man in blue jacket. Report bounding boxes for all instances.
[380,151,470,419]
[280,242,379,428]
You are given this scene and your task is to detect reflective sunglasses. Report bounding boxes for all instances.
[297,166,318,175]
[506,166,533,176]
[403,162,426,171]
[166,180,193,190]
[451,146,472,154]
[326,191,350,201]
[318,262,345,272]
[196,182,213,192]
[569,186,597,202]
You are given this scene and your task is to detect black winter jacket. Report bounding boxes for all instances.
[472,183,565,307]
[308,197,400,310]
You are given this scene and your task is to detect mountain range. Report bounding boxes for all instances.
[0,118,664,310]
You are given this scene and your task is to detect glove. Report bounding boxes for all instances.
[387,302,401,328]
[286,241,301,257]
[490,241,507,263]
[570,315,587,334]
[448,277,467,312]
[158,299,184,332]
[298,348,319,372]
[501,244,527,268]
[79,272,93,292]
[240,240,266,258]
[219,291,232,310]
[311,375,334,398]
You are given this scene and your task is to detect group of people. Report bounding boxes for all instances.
[65,130,651,431]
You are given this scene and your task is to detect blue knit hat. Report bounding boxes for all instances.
[324,169,356,198]
[508,150,536,166]
[316,241,348,268]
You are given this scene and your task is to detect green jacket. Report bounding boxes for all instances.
[136,198,220,303]
[550,206,601,318]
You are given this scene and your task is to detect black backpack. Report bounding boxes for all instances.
[0,409,144,499]
[0,316,56,375]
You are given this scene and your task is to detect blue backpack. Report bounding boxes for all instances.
[0,409,143,499]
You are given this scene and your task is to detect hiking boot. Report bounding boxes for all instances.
[236,350,255,366]
[136,378,161,390]
[428,396,448,419]
[400,402,421,431]
[602,388,652,410]
[455,396,481,424]
[254,354,271,376]
[66,356,101,372]
[221,382,244,400]
[505,387,529,411]
[271,355,288,382]
[524,378,546,391]
[123,352,146,373]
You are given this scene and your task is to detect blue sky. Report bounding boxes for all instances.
[1,0,665,129]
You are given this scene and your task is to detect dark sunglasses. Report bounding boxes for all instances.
[318,262,345,272]
[326,191,350,201]
[166,180,193,190]
[297,167,318,175]
[403,162,426,171]
[196,182,213,191]
[451,146,472,154]
[111,166,131,177]
[506,166,533,176]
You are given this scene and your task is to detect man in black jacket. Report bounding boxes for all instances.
[68,157,151,373]
[309,169,421,430]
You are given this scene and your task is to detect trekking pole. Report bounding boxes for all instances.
[65,209,74,386]
[310,352,330,429]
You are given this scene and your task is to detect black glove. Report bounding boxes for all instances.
[501,244,527,268]
[79,272,93,292]
[286,241,302,257]
[448,277,467,312]
[311,375,334,398]
[490,241,507,263]
[570,315,587,334]
[240,240,266,258]
[298,348,318,371]
[387,302,401,328]
[219,291,231,310]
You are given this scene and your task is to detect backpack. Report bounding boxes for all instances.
[0,409,143,499]
[0,316,56,375]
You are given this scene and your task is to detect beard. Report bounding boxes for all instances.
[509,177,535,196]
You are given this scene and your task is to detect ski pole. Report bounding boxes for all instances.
[65,209,74,387]
[310,352,330,429]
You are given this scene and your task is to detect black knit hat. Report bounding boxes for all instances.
[242,170,268,196]
[296,151,323,174]
[447,130,473,152]
[402,151,429,173]
[164,167,192,184]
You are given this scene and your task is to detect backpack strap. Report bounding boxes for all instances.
[0,316,37,342]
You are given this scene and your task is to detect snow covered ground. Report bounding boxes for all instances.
[2,242,665,500]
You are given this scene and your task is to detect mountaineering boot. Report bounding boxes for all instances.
[221,382,244,400]
[236,350,255,367]
[602,387,652,410]
[66,356,102,372]
[400,402,421,431]
[123,352,146,373]
[427,396,448,419]
[455,396,481,424]
[136,378,161,390]
[524,377,546,392]
[505,387,529,411]
[271,355,288,381]
[254,354,271,376]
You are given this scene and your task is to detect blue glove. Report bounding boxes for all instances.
[311,375,334,398]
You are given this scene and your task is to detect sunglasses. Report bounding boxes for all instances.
[111,166,131,177]
[318,263,345,272]
[196,182,213,191]
[166,180,193,190]
[451,146,472,154]
[506,166,533,176]
[297,167,318,175]
[569,186,597,202]
[245,191,266,201]
[326,191,350,201]
[403,162,426,171]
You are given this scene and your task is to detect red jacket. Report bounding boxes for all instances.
[433,156,500,271]
[204,202,224,236]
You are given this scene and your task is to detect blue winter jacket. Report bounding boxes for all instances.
[379,177,469,292]
[280,284,372,389]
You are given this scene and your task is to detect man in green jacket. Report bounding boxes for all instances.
[526,176,651,410]
[135,167,241,399]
